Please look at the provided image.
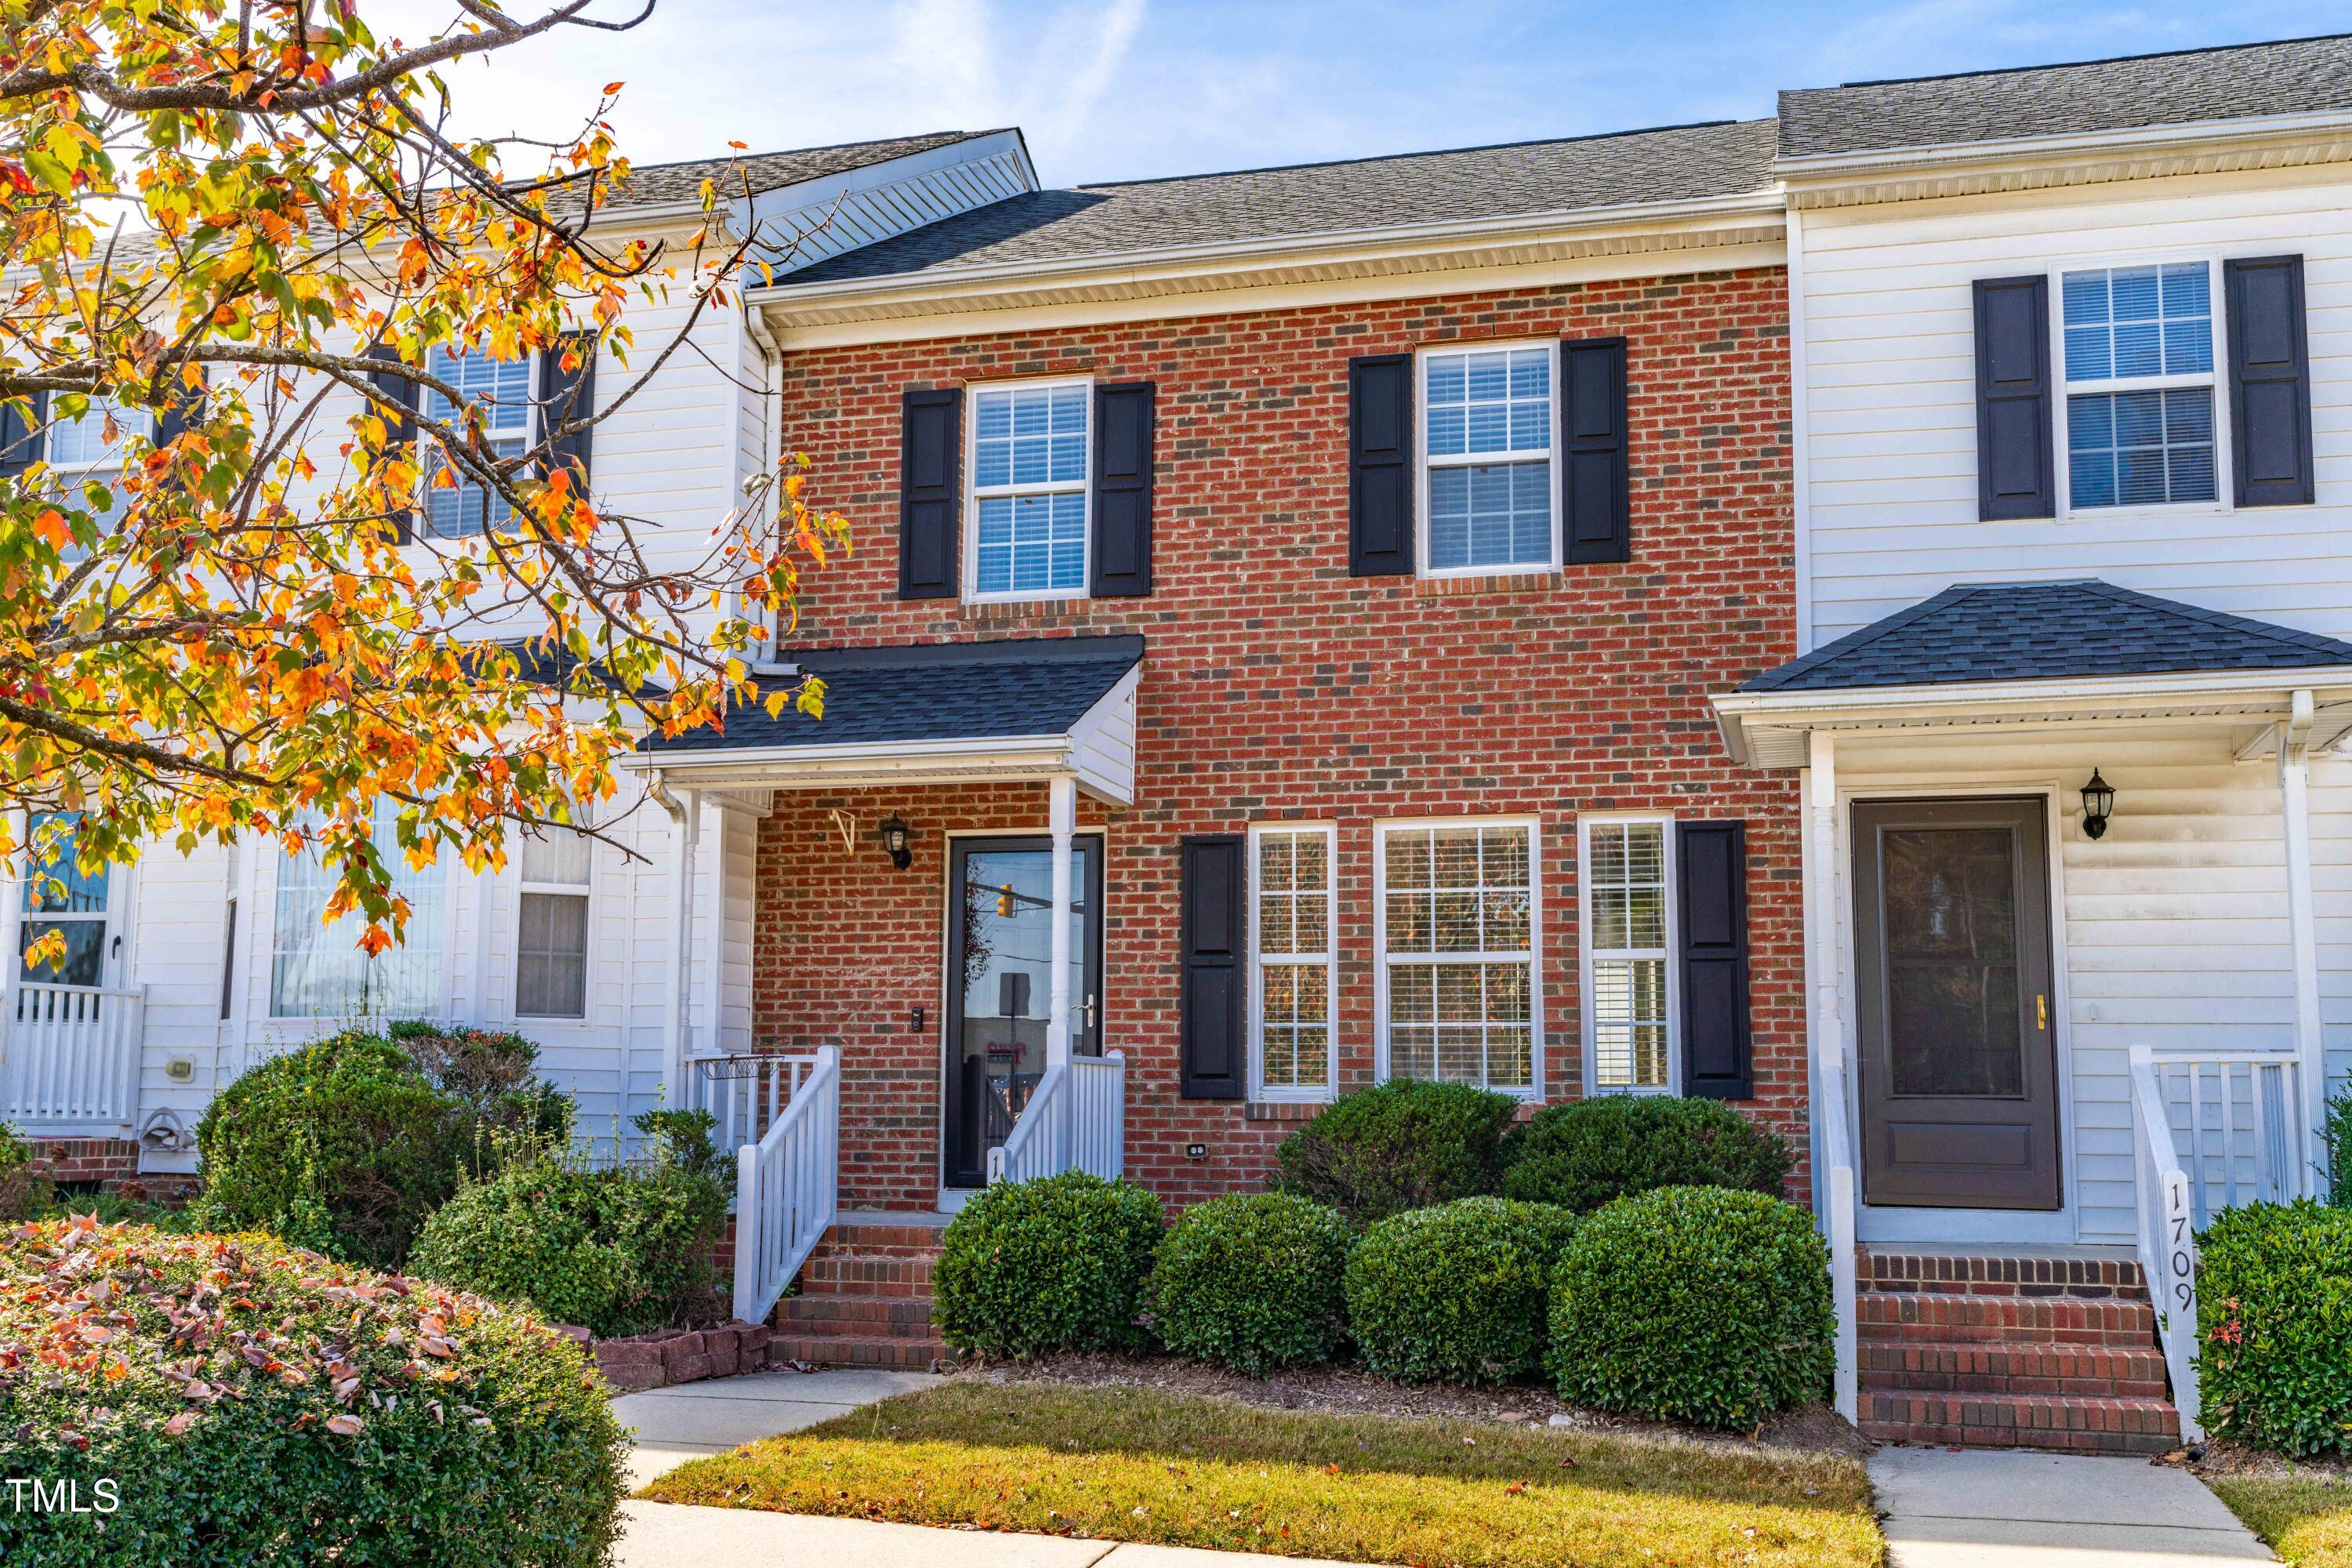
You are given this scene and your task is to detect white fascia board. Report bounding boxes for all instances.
[740,189,1787,326]
[736,129,1036,239]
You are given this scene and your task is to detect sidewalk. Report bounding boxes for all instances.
[616,1504,1361,1568]
[613,1367,942,1490]
[1871,1446,2274,1566]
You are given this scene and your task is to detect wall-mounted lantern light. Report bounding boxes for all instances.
[2080,769,2116,840]
[878,815,912,870]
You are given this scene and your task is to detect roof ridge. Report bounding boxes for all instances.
[1073,118,1764,192]
[620,128,995,180]
[1813,31,2352,93]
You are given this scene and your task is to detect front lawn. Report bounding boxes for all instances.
[641,1381,1880,1568]
[2209,1475,2352,1566]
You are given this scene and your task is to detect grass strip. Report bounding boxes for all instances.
[2210,1475,2352,1567]
[642,1380,1880,1568]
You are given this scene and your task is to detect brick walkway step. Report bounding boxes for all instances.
[1857,1291,2157,1346]
[779,1294,940,1339]
[772,1333,960,1372]
[1861,1250,2148,1302]
[1858,1338,2169,1399]
[798,1254,938,1294]
[1860,1390,2180,1456]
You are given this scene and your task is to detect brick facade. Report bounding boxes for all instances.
[754,266,1799,1209]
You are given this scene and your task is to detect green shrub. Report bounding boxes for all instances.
[1501,1095,1793,1212]
[1548,1185,1832,1430]
[2325,1089,2352,1207]
[1274,1080,1520,1225]
[633,1106,723,1179]
[934,1171,1163,1356]
[194,1032,474,1269]
[0,1219,626,1566]
[0,1126,51,1222]
[407,1149,729,1338]
[1343,1196,1581,1384]
[395,1024,574,1149]
[2197,1200,2352,1456]
[1146,1193,1351,1374]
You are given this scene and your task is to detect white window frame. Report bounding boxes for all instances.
[419,345,540,542]
[16,809,115,991]
[514,818,593,1022]
[1577,812,1679,1098]
[1247,822,1338,1104]
[44,396,151,539]
[1372,815,1544,1100]
[962,373,1093,604]
[2048,253,2233,521]
[1415,339,1560,579]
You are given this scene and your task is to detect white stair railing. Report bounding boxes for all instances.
[988,1050,1125,1185]
[730,1045,839,1327]
[2129,1044,2312,1443]
[1817,1040,1859,1423]
[1,984,145,1133]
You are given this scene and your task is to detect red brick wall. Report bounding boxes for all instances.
[755,267,1802,1210]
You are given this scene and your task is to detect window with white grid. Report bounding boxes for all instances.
[516,813,592,1020]
[45,395,147,538]
[1421,343,1555,574]
[2060,262,2218,511]
[1250,824,1335,1101]
[1581,818,1673,1092]
[967,378,1089,599]
[422,346,534,539]
[1377,820,1537,1094]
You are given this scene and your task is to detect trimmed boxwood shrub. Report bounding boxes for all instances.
[1343,1196,1581,1385]
[0,1219,626,1566]
[934,1171,1164,1356]
[1147,1192,1351,1374]
[192,1032,474,1268]
[1501,1094,1792,1212]
[1274,1080,1520,1225]
[406,1138,730,1338]
[2197,1199,2352,1456]
[1548,1185,1832,1430]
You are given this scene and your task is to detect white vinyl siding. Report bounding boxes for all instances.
[1250,823,1335,1102]
[1419,343,1556,575]
[1580,817,1675,1094]
[965,378,1090,601]
[1375,818,1541,1094]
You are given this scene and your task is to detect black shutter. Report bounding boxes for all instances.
[1973,275,2055,521]
[538,330,598,492]
[1560,336,1630,564]
[1179,833,1247,1100]
[898,387,960,600]
[1348,353,1413,575]
[1675,819,1751,1101]
[0,391,46,476]
[2226,255,2315,509]
[1091,380,1154,597]
[363,345,421,542]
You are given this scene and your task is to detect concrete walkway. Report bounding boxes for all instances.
[613,1367,942,1490]
[1871,1446,2274,1566]
[616,1505,1359,1568]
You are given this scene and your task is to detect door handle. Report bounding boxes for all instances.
[2036,993,2048,1031]
[1080,993,1097,1029]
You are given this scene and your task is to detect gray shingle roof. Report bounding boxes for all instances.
[1741,581,2352,694]
[784,118,1779,285]
[637,635,1143,753]
[575,129,1000,212]
[1779,33,2352,159]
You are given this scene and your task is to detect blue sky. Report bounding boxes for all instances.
[382,1,2342,186]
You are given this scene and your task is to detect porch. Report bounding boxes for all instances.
[0,982,146,1141]
[637,635,1145,1327]
[1715,579,2351,1440]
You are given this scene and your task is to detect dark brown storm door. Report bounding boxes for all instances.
[1852,797,2060,1210]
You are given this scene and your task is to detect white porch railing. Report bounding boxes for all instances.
[2129,1044,2313,1443]
[1817,1041,1859,1422]
[1,983,145,1133]
[691,1051,813,1152]
[988,1050,1126,1185]
[730,1044,840,1327]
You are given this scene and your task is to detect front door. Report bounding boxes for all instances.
[943,836,1103,1189]
[1853,797,2060,1210]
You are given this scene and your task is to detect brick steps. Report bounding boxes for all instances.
[1855,1248,2181,1456]
[771,1214,956,1372]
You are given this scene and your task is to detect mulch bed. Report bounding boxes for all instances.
[2194,1439,2352,1482]
[964,1350,1873,1460]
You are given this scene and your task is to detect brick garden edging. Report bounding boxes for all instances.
[581,1320,777,1393]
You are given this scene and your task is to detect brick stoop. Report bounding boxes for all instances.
[1855,1247,2182,1457]
[772,1215,961,1372]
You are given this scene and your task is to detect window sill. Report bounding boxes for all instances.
[1243,1100,1331,1122]
[1412,571,1564,598]
[959,598,1094,623]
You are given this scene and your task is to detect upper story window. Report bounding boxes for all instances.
[967,379,1089,600]
[1421,344,1555,575]
[1580,817,1674,1094]
[1250,824,1336,1102]
[46,396,147,535]
[422,347,533,539]
[1376,819,1538,1095]
[2060,263,2217,510]
[19,812,109,987]
[270,802,445,1018]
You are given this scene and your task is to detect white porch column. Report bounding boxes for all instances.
[1047,774,1076,1070]
[2279,690,2327,1182]
[1806,730,1845,1134]
[1805,728,1858,1423]
[655,781,701,1111]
